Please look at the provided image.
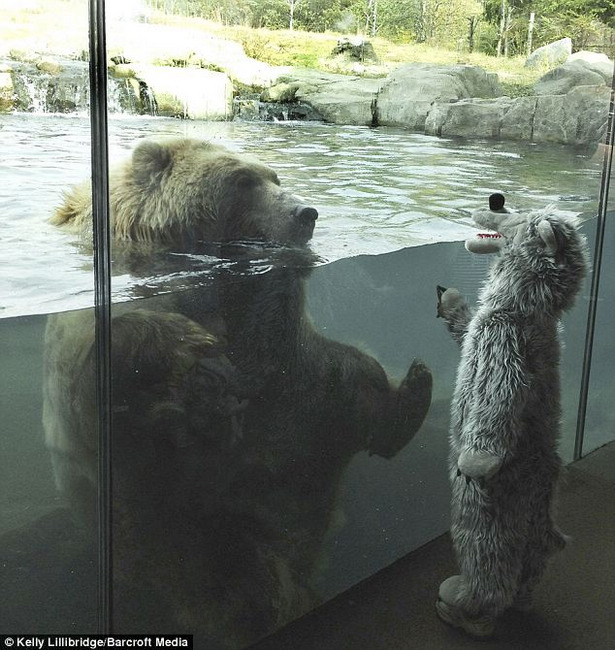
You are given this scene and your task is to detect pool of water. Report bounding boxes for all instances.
[0,113,602,317]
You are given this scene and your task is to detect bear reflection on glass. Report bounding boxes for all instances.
[43,138,432,647]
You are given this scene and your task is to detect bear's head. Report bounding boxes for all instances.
[465,203,589,316]
[118,138,319,249]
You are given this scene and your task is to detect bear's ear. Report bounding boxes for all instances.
[131,140,172,186]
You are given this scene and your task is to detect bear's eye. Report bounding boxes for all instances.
[234,171,258,191]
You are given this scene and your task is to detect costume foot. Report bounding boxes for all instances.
[436,575,495,638]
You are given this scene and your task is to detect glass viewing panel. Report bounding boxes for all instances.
[1,0,613,646]
[0,0,98,633]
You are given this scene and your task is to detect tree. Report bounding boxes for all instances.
[287,0,300,29]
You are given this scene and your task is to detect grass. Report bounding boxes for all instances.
[0,0,542,94]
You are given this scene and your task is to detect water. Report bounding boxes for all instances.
[0,113,602,317]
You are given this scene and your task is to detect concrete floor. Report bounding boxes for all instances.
[252,442,615,650]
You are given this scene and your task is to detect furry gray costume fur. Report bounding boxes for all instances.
[436,204,589,636]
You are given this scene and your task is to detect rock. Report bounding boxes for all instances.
[500,96,538,141]
[262,69,382,126]
[261,82,300,103]
[9,49,39,63]
[534,60,609,95]
[234,98,322,122]
[36,58,63,75]
[425,97,513,138]
[533,85,610,146]
[223,57,288,89]
[133,65,233,119]
[0,71,13,112]
[567,52,614,82]
[423,84,606,146]
[295,76,383,126]
[331,37,378,63]
[525,37,572,69]
[10,61,90,113]
[110,55,132,65]
[109,64,139,79]
[377,63,502,130]
[233,99,261,121]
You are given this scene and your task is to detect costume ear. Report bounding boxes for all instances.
[132,140,172,186]
[537,219,558,256]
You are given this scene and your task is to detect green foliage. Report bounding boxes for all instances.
[145,0,615,61]
[479,0,615,56]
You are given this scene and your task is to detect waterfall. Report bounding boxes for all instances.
[5,60,154,116]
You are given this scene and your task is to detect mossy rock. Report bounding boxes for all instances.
[36,58,63,75]
[110,64,138,79]
[261,82,300,103]
[0,72,14,112]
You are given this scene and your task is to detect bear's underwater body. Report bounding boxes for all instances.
[44,137,433,647]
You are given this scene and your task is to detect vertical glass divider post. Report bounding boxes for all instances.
[574,74,615,461]
[88,0,112,632]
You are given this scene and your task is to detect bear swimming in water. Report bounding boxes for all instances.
[45,137,433,647]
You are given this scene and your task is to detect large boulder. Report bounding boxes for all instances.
[525,37,572,69]
[568,51,614,81]
[425,97,513,138]
[424,84,608,146]
[499,96,539,141]
[425,96,540,142]
[376,63,502,130]
[534,59,611,95]
[114,65,233,119]
[331,37,378,63]
[295,77,382,126]
[265,69,383,126]
[108,22,287,89]
[533,84,610,146]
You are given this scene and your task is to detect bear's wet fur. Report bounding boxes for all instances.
[51,137,318,248]
[436,206,588,636]
[44,137,432,647]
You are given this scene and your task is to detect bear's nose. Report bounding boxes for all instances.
[294,206,318,225]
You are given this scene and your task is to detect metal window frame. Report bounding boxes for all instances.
[88,0,112,633]
[574,73,615,461]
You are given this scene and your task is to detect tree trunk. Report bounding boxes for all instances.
[496,0,506,57]
[372,0,378,37]
[504,6,512,57]
[527,12,535,57]
[468,16,479,53]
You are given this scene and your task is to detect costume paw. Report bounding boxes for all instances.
[437,286,466,319]
[457,449,503,481]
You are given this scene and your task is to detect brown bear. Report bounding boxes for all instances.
[44,137,432,648]
[51,137,319,248]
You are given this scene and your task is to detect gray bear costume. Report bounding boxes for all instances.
[436,203,589,637]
